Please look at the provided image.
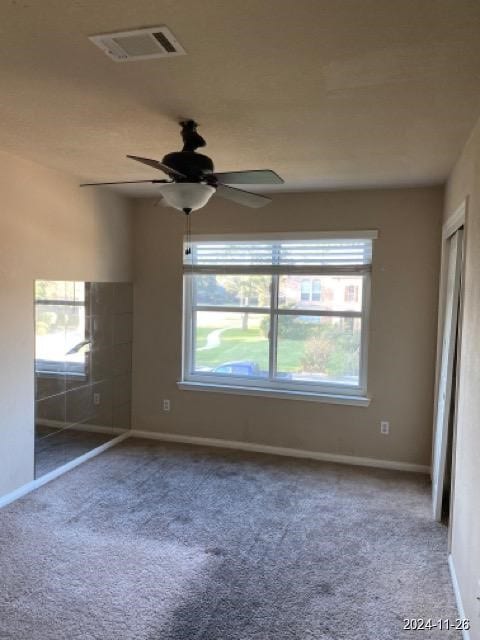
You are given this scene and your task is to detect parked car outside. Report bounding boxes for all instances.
[212,360,266,377]
[211,361,292,380]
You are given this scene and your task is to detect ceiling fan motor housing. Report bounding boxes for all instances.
[162,151,215,182]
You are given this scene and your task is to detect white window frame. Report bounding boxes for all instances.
[180,231,376,404]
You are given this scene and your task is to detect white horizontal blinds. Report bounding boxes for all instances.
[184,235,375,275]
[279,239,372,266]
[190,242,273,266]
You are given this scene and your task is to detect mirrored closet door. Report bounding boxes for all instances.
[34,280,133,477]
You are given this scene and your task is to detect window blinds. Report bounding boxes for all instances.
[184,233,376,275]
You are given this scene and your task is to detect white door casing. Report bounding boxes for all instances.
[432,229,463,521]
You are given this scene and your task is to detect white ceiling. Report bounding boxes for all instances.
[1,0,480,196]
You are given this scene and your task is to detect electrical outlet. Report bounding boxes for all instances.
[93,392,101,406]
[163,399,171,412]
[380,421,390,435]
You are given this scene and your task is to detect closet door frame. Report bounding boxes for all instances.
[432,198,467,532]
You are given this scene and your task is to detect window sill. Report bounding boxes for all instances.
[177,381,371,407]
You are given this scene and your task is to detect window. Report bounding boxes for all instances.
[300,280,311,302]
[344,284,359,303]
[312,280,321,302]
[300,279,322,303]
[35,280,89,378]
[181,232,376,400]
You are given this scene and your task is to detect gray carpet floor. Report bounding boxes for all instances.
[0,438,460,639]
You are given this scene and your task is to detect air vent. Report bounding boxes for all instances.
[89,26,186,62]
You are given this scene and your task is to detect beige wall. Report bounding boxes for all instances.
[444,115,480,637]
[0,150,133,499]
[132,187,443,467]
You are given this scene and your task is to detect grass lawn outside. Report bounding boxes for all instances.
[195,325,305,372]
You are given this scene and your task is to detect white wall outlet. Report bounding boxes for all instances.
[380,421,390,435]
[163,399,171,412]
[93,392,101,406]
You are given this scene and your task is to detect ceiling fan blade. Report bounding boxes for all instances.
[127,154,186,179]
[214,169,284,185]
[215,184,272,208]
[80,179,169,187]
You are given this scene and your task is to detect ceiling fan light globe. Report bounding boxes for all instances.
[157,183,215,212]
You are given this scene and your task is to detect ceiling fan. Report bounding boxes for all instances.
[80,120,284,213]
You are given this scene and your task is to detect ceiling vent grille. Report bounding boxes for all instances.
[89,26,186,62]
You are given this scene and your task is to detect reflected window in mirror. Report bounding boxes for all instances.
[35,280,90,382]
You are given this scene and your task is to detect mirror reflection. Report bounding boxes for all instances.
[34,280,133,478]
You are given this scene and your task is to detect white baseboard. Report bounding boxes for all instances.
[448,554,471,640]
[0,431,130,510]
[128,430,431,474]
[0,428,430,512]
[37,418,126,436]
[61,423,127,436]
[36,418,64,429]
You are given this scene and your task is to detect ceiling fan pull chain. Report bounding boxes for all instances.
[184,211,192,256]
